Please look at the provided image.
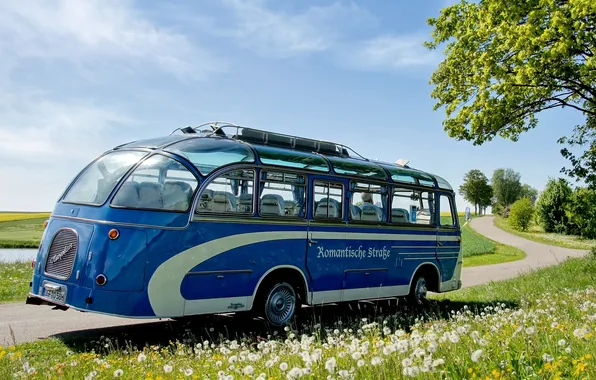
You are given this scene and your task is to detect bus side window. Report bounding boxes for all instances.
[440,194,456,228]
[195,169,255,214]
[259,171,306,218]
[391,187,435,225]
[313,181,343,220]
[349,182,387,222]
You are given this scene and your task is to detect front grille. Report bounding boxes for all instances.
[44,228,78,279]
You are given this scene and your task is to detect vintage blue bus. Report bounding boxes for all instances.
[26,122,462,326]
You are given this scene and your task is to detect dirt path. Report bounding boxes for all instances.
[0,216,587,345]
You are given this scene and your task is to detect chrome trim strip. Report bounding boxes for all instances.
[185,269,253,276]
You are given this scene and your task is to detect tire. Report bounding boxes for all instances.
[255,281,299,326]
[407,273,428,306]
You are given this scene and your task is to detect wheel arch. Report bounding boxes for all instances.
[408,262,441,293]
[249,265,310,309]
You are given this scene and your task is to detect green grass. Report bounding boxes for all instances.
[2,255,595,379]
[0,261,31,304]
[494,215,596,250]
[0,217,46,248]
[456,215,525,267]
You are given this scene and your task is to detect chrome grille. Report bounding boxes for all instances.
[44,229,78,279]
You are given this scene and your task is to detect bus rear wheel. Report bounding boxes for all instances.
[257,282,299,326]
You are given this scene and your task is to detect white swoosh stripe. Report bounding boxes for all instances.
[147,230,453,317]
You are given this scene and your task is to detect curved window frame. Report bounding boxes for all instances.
[192,166,257,217]
[253,144,330,172]
[164,137,256,176]
[109,152,200,213]
[327,157,388,180]
[61,150,149,207]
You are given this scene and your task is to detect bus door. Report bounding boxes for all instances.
[436,192,461,281]
[306,178,348,305]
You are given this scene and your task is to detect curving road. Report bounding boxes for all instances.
[0,216,588,345]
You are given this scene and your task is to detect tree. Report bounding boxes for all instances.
[565,187,596,238]
[425,0,596,183]
[459,169,492,214]
[491,168,522,208]
[520,184,539,205]
[535,177,572,233]
[508,197,535,231]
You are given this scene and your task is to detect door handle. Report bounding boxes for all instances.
[310,239,318,244]
[437,241,443,246]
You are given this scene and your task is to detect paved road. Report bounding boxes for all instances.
[461,216,587,287]
[0,216,588,345]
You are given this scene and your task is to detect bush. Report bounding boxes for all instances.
[535,178,572,233]
[508,197,534,231]
[565,187,596,239]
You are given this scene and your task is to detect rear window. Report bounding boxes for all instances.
[62,151,147,205]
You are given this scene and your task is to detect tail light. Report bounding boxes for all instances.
[31,259,36,269]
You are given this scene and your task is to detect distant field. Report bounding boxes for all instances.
[0,213,49,248]
[0,212,50,222]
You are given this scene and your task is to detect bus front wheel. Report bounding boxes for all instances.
[255,281,299,326]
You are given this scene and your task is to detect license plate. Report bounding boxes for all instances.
[41,282,67,304]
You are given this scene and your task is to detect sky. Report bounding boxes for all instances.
[0,0,587,212]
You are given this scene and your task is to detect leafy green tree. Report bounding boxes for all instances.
[565,187,596,238]
[509,197,535,231]
[459,169,492,214]
[520,184,539,205]
[491,168,522,208]
[535,177,572,233]
[425,0,596,183]
[478,183,493,215]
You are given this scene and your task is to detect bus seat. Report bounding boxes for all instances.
[112,181,140,207]
[315,197,341,218]
[350,204,361,220]
[260,194,284,216]
[162,181,192,210]
[360,203,382,221]
[212,191,236,212]
[391,208,409,223]
[238,193,253,213]
[198,189,214,211]
[138,182,163,209]
[283,200,297,216]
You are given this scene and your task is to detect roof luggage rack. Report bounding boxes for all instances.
[174,121,369,160]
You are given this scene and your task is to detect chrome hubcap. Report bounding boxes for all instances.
[265,283,296,326]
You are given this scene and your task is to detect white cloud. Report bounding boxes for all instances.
[215,0,376,58]
[339,34,441,71]
[0,0,223,81]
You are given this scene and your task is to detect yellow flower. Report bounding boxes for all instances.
[468,368,473,374]
[586,354,592,359]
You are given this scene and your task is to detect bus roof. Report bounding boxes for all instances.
[116,122,453,191]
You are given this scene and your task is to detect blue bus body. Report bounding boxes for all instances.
[26,123,462,325]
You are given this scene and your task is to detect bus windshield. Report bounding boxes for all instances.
[62,150,148,206]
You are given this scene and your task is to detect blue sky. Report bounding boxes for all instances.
[0,0,585,212]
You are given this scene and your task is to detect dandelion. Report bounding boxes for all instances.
[325,357,337,373]
[279,362,288,371]
[243,365,254,375]
[163,365,173,373]
[558,339,566,347]
[137,352,147,362]
[184,368,194,376]
[471,349,483,362]
[113,369,124,377]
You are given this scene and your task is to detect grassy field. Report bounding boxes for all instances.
[0,261,31,304]
[0,217,48,248]
[1,253,594,378]
[455,215,525,267]
[494,215,596,250]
